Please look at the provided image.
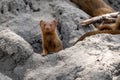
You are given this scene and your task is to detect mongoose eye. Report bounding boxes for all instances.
[44,24,46,27]
[50,24,52,27]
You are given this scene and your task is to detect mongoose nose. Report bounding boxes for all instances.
[45,26,51,31]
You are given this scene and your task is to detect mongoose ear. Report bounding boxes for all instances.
[53,19,58,27]
[40,20,44,27]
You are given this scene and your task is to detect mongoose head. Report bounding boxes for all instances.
[40,20,58,33]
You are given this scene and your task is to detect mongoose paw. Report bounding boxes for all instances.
[41,53,47,56]
[41,50,48,56]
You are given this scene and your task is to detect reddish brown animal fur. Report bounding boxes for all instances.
[70,0,120,44]
[40,20,63,56]
[71,0,116,29]
[98,15,120,30]
[70,0,115,17]
[74,15,120,44]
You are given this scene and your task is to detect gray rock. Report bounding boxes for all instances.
[0,0,30,15]
[104,0,120,11]
[0,29,33,80]
[0,0,28,24]
[116,76,120,80]
[0,73,12,80]
[1,13,42,53]
[14,34,120,80]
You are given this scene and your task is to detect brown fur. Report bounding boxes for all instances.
[74,16,120,44]
[70,0,115,17]
[98,15,120,30]
[71,0,120,44]
[40,20,63,56]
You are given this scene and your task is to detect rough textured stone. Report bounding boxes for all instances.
[0,0,119,80]
[15,34,120,80]
[1,13,42,53]
[0,73,12,80]
[0,29,33,80]
[104,0,120,11]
